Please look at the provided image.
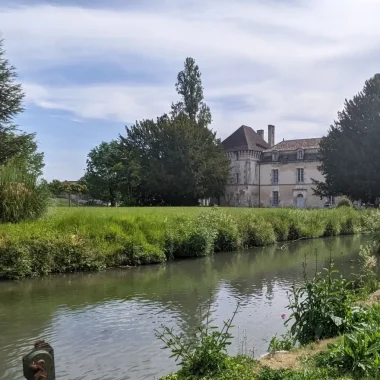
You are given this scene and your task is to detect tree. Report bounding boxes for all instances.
[121,113,230,205]
[0,37,44,176]
[83,140,140,206]
[47,179,63,196]
[314,74,380,203]
[171,57,212,127]
[60,181,87,207]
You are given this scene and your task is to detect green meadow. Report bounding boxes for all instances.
[0,206,367,280]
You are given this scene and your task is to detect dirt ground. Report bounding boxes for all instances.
[258,338,337,370]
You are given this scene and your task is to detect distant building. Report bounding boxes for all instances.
[220,125,337,208]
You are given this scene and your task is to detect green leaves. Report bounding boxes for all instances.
[0,159,50,223]
[286,262,354,345]
[155,303,239,379]
[315,73,380,203]
[0,38,44,176]
[121,114,229,205]
[316,327,380,377]
[83,140,140,206]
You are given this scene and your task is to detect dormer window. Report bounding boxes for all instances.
[272,151,279,161]
[297,149,304,160]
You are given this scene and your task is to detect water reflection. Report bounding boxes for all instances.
[0,235,367,379]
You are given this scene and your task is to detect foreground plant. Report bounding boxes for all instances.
[155,303,239,379]
[285,257,354,345]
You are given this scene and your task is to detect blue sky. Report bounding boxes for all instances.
[1,0,380,181]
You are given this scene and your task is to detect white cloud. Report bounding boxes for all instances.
[1,0,380,144]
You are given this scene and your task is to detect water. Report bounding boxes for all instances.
[0,235,369,379]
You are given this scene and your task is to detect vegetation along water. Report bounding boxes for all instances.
[0,206,368,280]
[0,234,370,379]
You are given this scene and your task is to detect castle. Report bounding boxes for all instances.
[219,124,334,208]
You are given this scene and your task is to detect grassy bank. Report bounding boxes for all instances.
[0,206,368,279]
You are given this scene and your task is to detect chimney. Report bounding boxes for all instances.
[257,129,264,140]
[268,125,275,147]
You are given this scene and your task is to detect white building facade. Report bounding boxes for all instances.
[221,125,336,208]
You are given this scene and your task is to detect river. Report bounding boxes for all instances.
[0,235,369,379]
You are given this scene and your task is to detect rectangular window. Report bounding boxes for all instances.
[236,173,239,184]
[272,169,279,184]
[297,150,304,159]
[297,168,304,183]
[329,196,335,205]
[273,191,279,206]
[235,152,239,161]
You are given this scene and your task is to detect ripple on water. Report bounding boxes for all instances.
[0,235,366,379]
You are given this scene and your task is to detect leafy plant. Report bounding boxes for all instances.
[337,198,353,208]
[0,159,50,223]
[286,257,354,345]
[315,328,380,377]
[268,331,296,353]
[155,303,239,379]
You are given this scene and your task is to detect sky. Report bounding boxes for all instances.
[1,0,380,181]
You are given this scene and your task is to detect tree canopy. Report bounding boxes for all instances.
[121,113,229,205]
[314,73,380,203]
[83,140,140,206]
[0,38,44,176]
[81,57,228,206]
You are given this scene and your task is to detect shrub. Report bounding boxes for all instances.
[286,262,354,345]
[336,197,353,208]
[323,219,340,237]
[270,217,289,241]
[212,212,240,252]
[0,239,32,279]
[155,304,239,379]
[268,331,296,353]
[238,214,276,247]
[164,217,216,258]
[315,328,380,378]
[0,160,50,223]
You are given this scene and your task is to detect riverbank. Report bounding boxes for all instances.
[0,207,369,279]
[158,259,380,380]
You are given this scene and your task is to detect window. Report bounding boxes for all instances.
[272,169,279,184]
[235,173,239,184]
[296,168,304,183]
[272,191,279,206]
[329,195,335,205]
[297,149,304,160]
[235,152,239,161]
[272,151,279,161]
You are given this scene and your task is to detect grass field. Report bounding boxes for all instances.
[0,206,370,279]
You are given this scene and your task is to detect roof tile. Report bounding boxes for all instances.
[221,125,269,152]
[264,138,322,152]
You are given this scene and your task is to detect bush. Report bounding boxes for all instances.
[286,262,354,345]
[268,331,296,353]
[315,328,380,378]
[336,197,353,208]
[238,214,276,247]
[323,219,341,237]
[156,304,239,379]
[0,207,367,279]
[0,160,50,223]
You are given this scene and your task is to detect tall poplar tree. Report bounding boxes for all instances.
[171,57,212,127]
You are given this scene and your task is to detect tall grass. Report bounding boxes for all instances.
[0,160,50,223]
[0,206,371,279]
